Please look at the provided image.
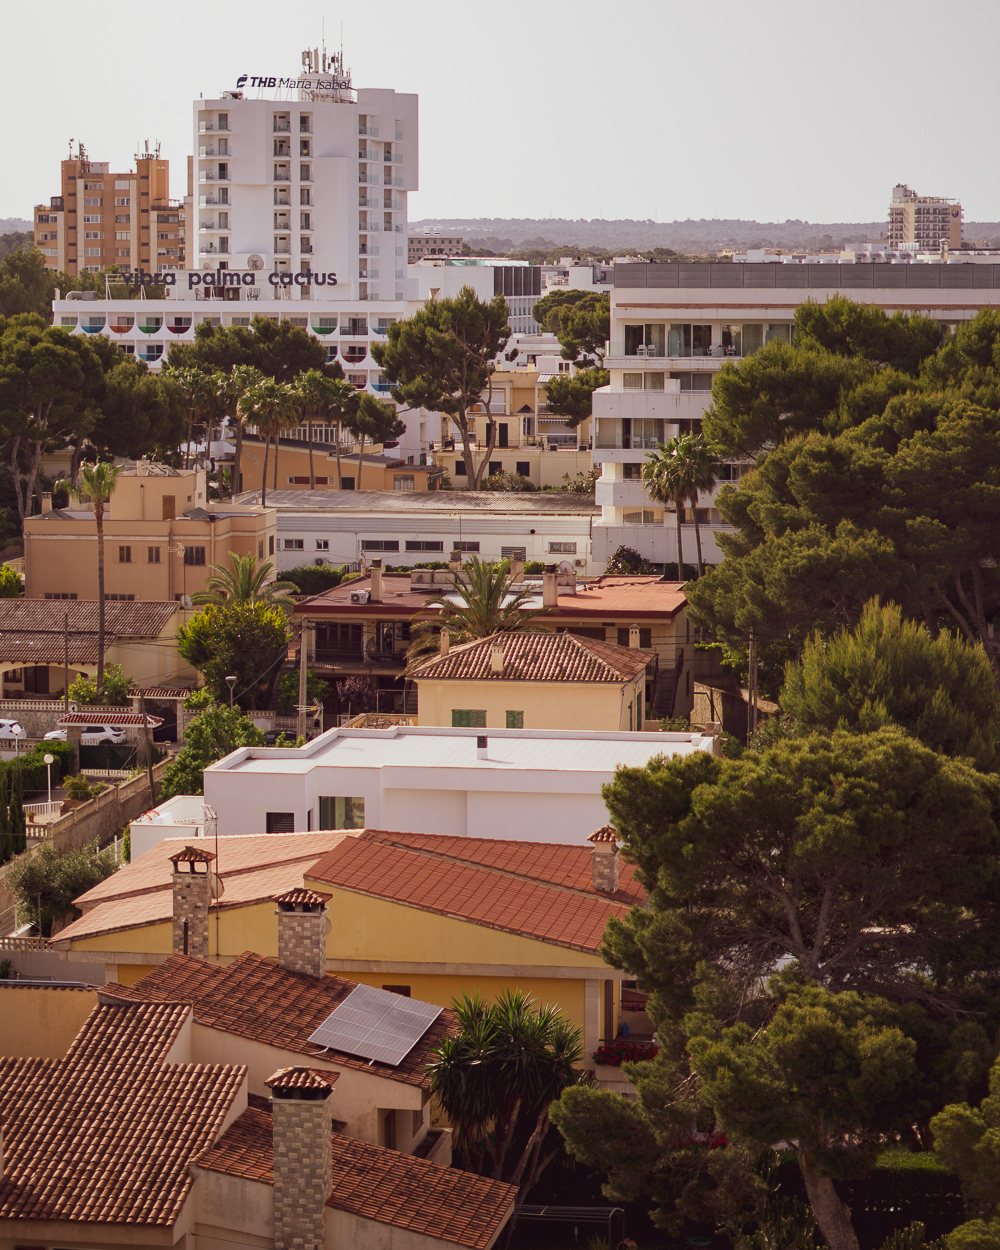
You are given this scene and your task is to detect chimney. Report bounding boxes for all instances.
[41,492,53,513]
[439,628,450,657]
[169,845,216,959]
[588,826,620,893]
[370,558,383,604]
[449,548,462,572]
[542,564,559,608]
[477,734,488,759]
[266,1066,337,1250]
[490,640,504,674]
[628,625,640,649]
[509,553,525,583]
[273,888,331,979]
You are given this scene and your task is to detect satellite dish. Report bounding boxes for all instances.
[181,594,193,608]
[559,560,574,575]
[247,254,264,270]
[208,872,225,899]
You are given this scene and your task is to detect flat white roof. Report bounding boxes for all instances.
[207,725,715,776]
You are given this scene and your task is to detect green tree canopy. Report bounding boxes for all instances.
[780,600,1000,772]
[371,286,510,490]
[932,1053,1000,1249]
[7,838,118,936]
[346,392,405,491]
[794,294,943,376]
[167,314,332,381]
[159,695,265,799]
[177,601,290,710]
[190,552,297,614]
[543,366,609,428]
[555,292,610,365]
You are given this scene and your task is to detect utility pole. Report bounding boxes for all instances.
[63,612,69,713]
[138,691,156,808]
[747,627,758,738]
[296,618,309,741]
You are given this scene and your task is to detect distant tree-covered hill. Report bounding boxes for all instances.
[0,219,32,236]
[411,217,1000,254]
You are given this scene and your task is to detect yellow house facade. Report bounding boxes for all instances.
[54,828,643,1075]
[24,464,276,603]
[412,630,655,732]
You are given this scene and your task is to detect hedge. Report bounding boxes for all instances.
[4,740,75,791]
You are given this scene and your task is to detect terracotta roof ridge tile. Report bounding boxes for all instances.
[363,830,636,903]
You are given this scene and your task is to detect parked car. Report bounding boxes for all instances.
[0,719,26,741]
[44,725,127,746]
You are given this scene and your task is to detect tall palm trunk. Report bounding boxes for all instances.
[357,434,366,491]
[691,492,704,578]
[334,421,343,489]
[273,432,280,491]
[674,494,685,580]
[307,419,315,490]
[95,502,106,698]
[232,420,244,498]
[185,408,194,470]
[261,434,270,507]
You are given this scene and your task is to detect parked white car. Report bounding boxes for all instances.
[44,725,127,746]
[0,719,26,741]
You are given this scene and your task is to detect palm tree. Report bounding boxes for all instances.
[59,461,123,699]
[190,551,298,613]
[347,392,405,492]
[168,366,220,469]
[217,365,263,498]
[406,555,549,670]
[294,369,335,491]
[427,989,582,1207]
[237,377,295,507]
[679,432,723,578]
[642,437,697,579]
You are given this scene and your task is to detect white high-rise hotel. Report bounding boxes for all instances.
[194,49,418,301]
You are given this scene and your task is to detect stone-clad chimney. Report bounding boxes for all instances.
[439,628,450,657]
[266,1066,338,1250]
[588,826,620,893]
[490,640,504,674]
[370,558,383,604]
[628,624,640,649]
[169,845,216,959]
[273,888,331,979]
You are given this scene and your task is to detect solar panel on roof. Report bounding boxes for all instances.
[307,983,442,1066]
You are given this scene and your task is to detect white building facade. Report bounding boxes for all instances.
[203,724,719,841]
[592,259,1000,568]
[242,488,601,573]
[195,52,417,303]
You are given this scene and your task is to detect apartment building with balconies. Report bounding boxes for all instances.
[592,258,1000,568]
[33,142,181,275]
[889,183,962,251]
[408,231,463,262]
[194,50,417,303]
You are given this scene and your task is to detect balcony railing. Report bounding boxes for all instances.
[274,195,290,206]
[274,245,291,255]
[273,122,290,132]
[313,648,404,669]
[359,125,379,136]
[359,196,378,207]
[384,152,403,163]
[359,172,380,184]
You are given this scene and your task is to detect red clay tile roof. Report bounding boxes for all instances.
[273,887,331,907]
[0,600,178,664]
[265,1066,339,1092]
[169,845,217,865]
[54,831,358,945]
[589,826,619,844]
[306,830,645,954]
[412,631,654,683]
[0,1000,244,1226]
[196,1098,515,1250]
[58,712,163,727]
[103,951,454,1089]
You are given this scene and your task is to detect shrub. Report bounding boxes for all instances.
[524,561,545,575]
[69,663,132,706]
[591,1040,659,1067]
[7,838,119,935]
[63,774,108,801]
[605,545,655,575]
[0,563,21,598]
[283,563,348,596]
[481,470,537,492]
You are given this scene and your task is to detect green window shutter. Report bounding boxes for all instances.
[471,710,486,728]
[506,711,523,729]
[452,709,471,727]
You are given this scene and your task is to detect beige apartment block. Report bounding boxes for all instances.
[888,183,962,251]
[24,465,276,603]
[408,231,463,263]
[33,142,183,276]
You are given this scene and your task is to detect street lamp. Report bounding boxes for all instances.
[225,675,237,709]
[43,753,54,810]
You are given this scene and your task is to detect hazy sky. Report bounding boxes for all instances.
[3,0,998,226]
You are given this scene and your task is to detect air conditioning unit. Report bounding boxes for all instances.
[314,557,326,566]
[574,559,585,567]
[349,590,371,604]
